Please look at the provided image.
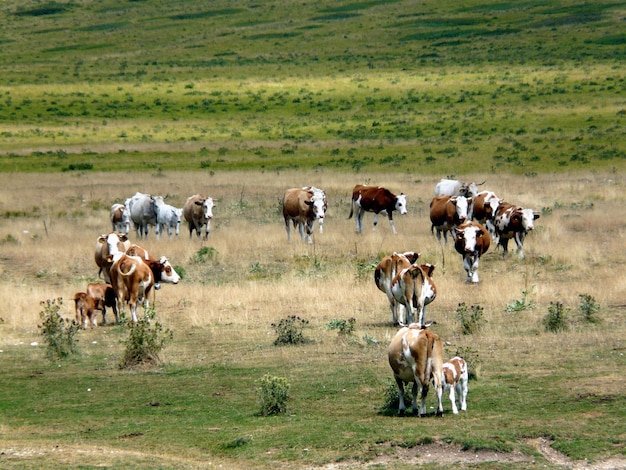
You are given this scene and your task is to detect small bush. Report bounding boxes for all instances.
[456,303,485,335]
[379,380,411,415]
[118,309,173,369]
[191,246,218,264]
[505,289,535,312]
[578,293,600,323]
[38,298,80,360]
[272,315,310,346]
[327,317,356,336]
[543,301,568,333]
[257,374,290,416]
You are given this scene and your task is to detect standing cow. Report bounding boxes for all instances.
[391,263,437,326]
[127,192,159,239]
[94,232,131,284]
[86,282,119,324]
[374,251,420,326]
[348,185,407,234]
[183,194,214,239]
[454,221,491,283]
[440,356,469,414]
[282,187,326,244]
[302,186,327,234]
[471,190,502,240]
[110,203,130,235]
[494,203,540,259]
[434,178,483,198]
[429,195,469,244]
[154,196,182,239]
[388,324,444,416]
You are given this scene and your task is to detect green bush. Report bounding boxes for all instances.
[257,374,290,416]
[326,317,356,337]
[271,315,310,346]
[379,380,411,415]
[505,289,535,312]
[578,293,600,323]
[543,301,568,333]
[118,309,173,369]
[456,303,485,335]
[38,298,80,360]
[191,246,218,264]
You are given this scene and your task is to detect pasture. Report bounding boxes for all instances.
[0,169,625,468]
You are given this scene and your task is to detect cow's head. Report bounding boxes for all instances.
[158,256,180,285]
[520,208,540,231]
[395,193,408,215]
[452,196,469,222]
[307,193,326,221]
[195,197,214,221]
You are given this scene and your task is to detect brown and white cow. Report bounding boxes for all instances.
[348,185,407,234]
[374,251,420,326]
[74,292,99,329]
[430,195,469,244]
[110,203,130,235]
[390,263,437,326]
[109,254,180,322]
[183,194,214,240]
[388,324,444,416]
[471,190,502,240]
[439,356,468,414]
[454,221,491,283]
[282,187,326,244]
[302,186,328,234]
[494,203,540,259]
[86,282,119,324]
[94,232,131,284]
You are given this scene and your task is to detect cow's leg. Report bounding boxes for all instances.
[355,209,364,233]
[204,221,211,240]
[411,381,419,415]
[432,372,444,417]
[449,382,459,414]
[418,380,429,416]
[500,238,510,258]
[305,220,314,244]
[459,379,468,411]
[395,377,407,416]
[284,217,291,241]
[388,214,397,235]
[372,213,379,231]
[318,217,324,234]
[515,232,526,259]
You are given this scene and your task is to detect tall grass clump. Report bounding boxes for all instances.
[257,374,290,416]
[456,303,485,335]
[505,289,535,312]
[578,293,600,323]
[271,315,310,345]
[38,298,80,360]
[119,309,173,369]
[543,301,568,333]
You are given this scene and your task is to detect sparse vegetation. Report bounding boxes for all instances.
[505,289,536,313]
[257,374,290,416]
[455,303,485,335]
[326,317,356,337]
[271,315,310,346]
[118,309,173,369]
[543,301,569,333]
[37,298,80,360]
[578,293,601,323]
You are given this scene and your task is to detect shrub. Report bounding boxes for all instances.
[257,374,290,416]
[578,293,600,323]
[271,315,309,346]
[38,298,80,360]
[379,380,411,415]
[118,309,173,369]
[191,246,218,264]
[505,289,535,312]
[326,317,356,337]
[543,301,568,333]
[456,303,485,335]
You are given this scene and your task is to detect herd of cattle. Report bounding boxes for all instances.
[71,179,538,417]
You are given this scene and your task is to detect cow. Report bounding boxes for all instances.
[94,232,131,284]
[154,196,182,239]
[109,253,180,323]
[282,187,326,244]
[454,221,491,283]
[391,263,437,326]
[434,178,483,198]
[429,195,469,244]
[86,282,119,324]
[494,203,540,259]
[110,203,130,235]
[374,251,420,326]
[388,324,444,416]
[128,192,158,239]
[440,356,468,414]
[74,292,98,329]
[348,185,407,234]
[471,190,502,240]
[302,186,327,234]
[183,194,214,239]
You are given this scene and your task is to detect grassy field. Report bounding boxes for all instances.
[0,170,625,468]
[0,0,625,468]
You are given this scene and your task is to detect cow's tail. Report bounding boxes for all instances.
[348,198,354,219]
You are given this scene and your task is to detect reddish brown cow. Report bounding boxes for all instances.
[454,221,491,283]
[429,195,469,244]
[388,324,444,416]
[282,187,326,244]
[374,251,420,326]
[86,282,119,324]
[494,203,540,259]
[74,292,99,329]
[470,190,502,239]
[348,185,407,234]
[391,263,437,326]
[183,194,214,239]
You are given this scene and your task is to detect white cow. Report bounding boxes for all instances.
[127,192,158,239]
[434,178,483,198]
[154,196,182,239]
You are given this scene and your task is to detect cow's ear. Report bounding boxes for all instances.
[305,200,313,206]
[194,200,203,206]
[119,234,128,242]
[533,212,540,220]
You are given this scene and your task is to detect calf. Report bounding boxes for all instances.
[440,356,468,414]
[494,203,540,259]
[348,185,407,234]
[110,203,130,235]
[430,195,469,244]
[390,263,437,326]
[388,324,444,416]
[374,251,420,326]
[454,221,491,283]
[74,292,98,329]
[86,282,119,324]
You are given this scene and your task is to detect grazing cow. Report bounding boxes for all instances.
[109,254,180,323]
[429,195,469,244]
[94,232,131,284]
[86,282,119,324]
[74,292,98,329]
[348,185,407,234]
[282,187,326,244]
[110,203,130,235]
[434,179,483,198]
[302,186,328,234]
[494,203,540,259]
[154,196,182,239]
[128,192,158,238]
[374,251,420,326]
[454,221,491,283]
[183,194,214,239]
[440,356,469,414]
[471,190,502,239]
[391,263,437,326]
[388,324,444,416]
